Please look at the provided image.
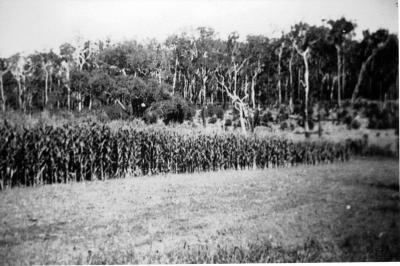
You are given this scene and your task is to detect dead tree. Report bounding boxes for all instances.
[217,73,249,135]
[293,43,311,136]
[277,42,285,105]
[250,58,262,109]
[0,61,12,112]
[10,56,33,112]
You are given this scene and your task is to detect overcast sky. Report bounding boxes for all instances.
[0,0,397,57]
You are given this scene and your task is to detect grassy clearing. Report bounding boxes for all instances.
[0,157,399,264]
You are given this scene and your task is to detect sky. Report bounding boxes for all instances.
[0,0,398,57]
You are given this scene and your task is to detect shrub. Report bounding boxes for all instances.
[104,105,129,120]
[224,119,232,127]
[350,119,361,130]
[280,121,288,131]
[209,117,217,124]
[146,96,195,125]
[364,102,398,129]
[261,112,274,125]
[253,109,260,127]
[143,112,158,124]
[215,106,224,120]
[297,117,314,131]
[277,106,290,122]
[206,103,224,119]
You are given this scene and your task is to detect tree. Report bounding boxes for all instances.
[351,29,394,103]
[0,58,12,112]
[216,32,251,134]
[290,23,322,136]
[9,54,33,112]
[327,18,356,107]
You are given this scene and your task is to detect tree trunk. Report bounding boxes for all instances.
[289,51,294,113]
[304,55,310,134]
[251,76,256,109]
[336,45,342,107]
[183,76,187,100]
[0,72,6,113]
[202,75,207,105]
[342,54,346,99]
[277,44,284,105]
[77,92,82,112]
[17,79,23,111]
[238,105,247,135]
[66,85,71,110]
[89,92,92,110]
[298,67,301,101]
[331,76,337,103]
[284,77,289,102]
[44,70,48,109]
[172,58,178,95]
[300,49,310,136]
[0,77,5,112]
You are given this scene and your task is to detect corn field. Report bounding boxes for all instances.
[0,122,351,189]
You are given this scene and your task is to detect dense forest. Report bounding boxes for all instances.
[0,17,398,132]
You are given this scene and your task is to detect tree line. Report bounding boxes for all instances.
[0,17,398,131]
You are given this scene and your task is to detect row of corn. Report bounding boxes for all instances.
[0,123,350,189]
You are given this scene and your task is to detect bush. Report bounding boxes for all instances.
[143,112,158,124]
[261,111,274,125]
[350,119,361,130]
[104,105,129,121]
[297,117,314,131]
[145,96,195,125]
[206,103,224,119]
[209,117,217,124]
[277,106,289,122]
[280,121,288,131]
[367,109,398,129]
[363,102,398,129]
[224,119,232,127]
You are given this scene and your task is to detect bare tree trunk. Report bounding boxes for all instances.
[17,79,23,111]
[44,70,48,108]
[0,71,7,112]
[289,50,294,113]
[331,77,337,103]
[172,58,178,95]
[284,77,289,103]
[303,49,310,135]
[335,45,342,107]
[298,67,301,101]
[251,77,256,109]
[89,92,92,111]
[201,69,207,105]
[183,76,187,100]
[251,59,261,109]
[342,54,346,100]
[66,85,71,110]
[77,92,82,112]
[158,69,162,85]
[0,78,5,112]
[217,73,248,135]
[239,105,246,135]
[294,43,310,137]
[277,43,284,105]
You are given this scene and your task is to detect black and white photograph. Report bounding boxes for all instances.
[0,0,399,264]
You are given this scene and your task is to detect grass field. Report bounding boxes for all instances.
[0,157,399,264]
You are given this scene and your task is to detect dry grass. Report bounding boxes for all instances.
[0,157,398,264]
